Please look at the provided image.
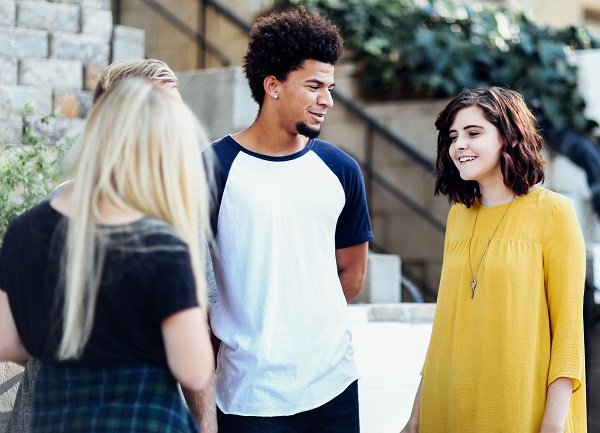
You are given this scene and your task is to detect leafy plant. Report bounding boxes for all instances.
[273,0,600,140]
[0,106,72,242]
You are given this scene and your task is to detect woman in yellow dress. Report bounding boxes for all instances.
[400,87,586,433]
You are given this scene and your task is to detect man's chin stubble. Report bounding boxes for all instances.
[296,122,320,139]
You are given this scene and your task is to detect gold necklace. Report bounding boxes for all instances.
[468,197,515,299]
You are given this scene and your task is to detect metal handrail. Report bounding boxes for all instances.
[345,148,445,233]
[0,371,23,396]
[203,0,251,33]
[333,91,434,172]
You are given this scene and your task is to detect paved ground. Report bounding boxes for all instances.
[349,305,433,433]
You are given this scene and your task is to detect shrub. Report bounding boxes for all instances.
[0,107,72,242]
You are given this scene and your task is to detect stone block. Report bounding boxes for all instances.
[0,1,16,26]
[84,64,102,91]
[51,31,109,67]
[53,88,93,118]
[24,116,84,146]
[0,84,52,116]
[0,114,23,145]
[0,57,18,85]
[17,1,80,32]
[20,58,83,89]
[81,7,112,41]
[0,27,48,58]
[48,0,110,9]
[111,24,145,61]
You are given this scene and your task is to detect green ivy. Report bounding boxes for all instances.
[0,106,72,243]
[274,0,600,139]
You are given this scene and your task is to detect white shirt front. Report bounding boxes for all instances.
[208,136,372,416]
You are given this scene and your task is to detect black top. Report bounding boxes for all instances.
[0,201,198,366]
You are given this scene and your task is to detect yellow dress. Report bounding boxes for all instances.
[420,187,586,433]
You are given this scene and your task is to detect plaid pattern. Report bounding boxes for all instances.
[31,363,198,433]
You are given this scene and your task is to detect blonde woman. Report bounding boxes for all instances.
[0,79,214,433]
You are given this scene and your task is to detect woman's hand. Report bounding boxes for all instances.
[400,379,422,433]
[539,377,573,433]
[400,419,419,433]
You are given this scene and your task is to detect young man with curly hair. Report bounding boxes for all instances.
[193,7,373,433]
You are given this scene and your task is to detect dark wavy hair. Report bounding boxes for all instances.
[243,7,343,107]
[434,87,545,206]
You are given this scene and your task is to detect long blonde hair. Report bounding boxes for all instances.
[58,78,210,360]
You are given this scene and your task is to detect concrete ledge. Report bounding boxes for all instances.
[349,302,435,323]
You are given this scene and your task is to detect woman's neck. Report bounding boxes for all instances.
[478,183,515,207]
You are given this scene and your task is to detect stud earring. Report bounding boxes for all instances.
[273,94,278,99]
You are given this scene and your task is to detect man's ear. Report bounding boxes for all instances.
[264,75,279,100]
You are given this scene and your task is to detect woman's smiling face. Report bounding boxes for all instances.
[448,105,505,188]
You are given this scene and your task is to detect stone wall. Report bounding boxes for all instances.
[0,0,145,146]
[0,0,107,143]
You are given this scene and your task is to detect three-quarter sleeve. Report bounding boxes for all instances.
[542,197,586,391]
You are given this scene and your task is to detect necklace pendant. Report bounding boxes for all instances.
[471,280,477,298]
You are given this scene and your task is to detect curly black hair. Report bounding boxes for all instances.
[434,87,545,206]
[243,7,343,106]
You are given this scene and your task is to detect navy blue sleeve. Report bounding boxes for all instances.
[312,140,374,249]
[203,136,241,235]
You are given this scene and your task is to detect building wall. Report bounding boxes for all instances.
[518,0,600,33]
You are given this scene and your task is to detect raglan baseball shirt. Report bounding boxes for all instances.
[207,135,373,416]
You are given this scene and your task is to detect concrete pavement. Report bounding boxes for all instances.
[349,304,434,433]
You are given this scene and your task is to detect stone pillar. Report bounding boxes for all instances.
[352,252,402,304]
[178,66,257,141]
